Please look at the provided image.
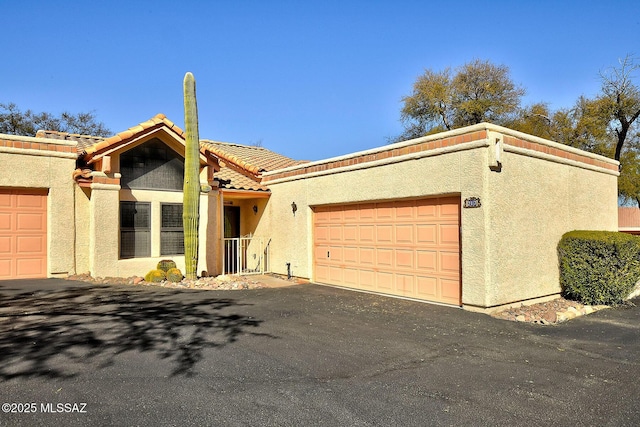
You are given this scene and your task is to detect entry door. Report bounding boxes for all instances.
[313,197,461,305]
[224,206,240,273]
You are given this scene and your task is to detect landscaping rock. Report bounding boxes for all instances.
[491,297,609,325]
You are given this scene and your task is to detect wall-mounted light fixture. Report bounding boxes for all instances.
[291,201,297,216]
[253,205,258,215]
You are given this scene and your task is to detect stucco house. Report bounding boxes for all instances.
[0,114,619,310]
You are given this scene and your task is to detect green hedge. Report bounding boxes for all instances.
[558,230,640,305]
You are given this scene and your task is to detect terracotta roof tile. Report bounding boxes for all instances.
[82,113,186,161]
[217,164,269,192]
[201,140,304,175]
[36,130,105,153]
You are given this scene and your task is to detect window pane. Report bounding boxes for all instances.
[120,230,151,258]
[161,231,184,255]
[120,201,151,258]
[120,202,151,229]
[162,204,183,228]
[161,203,184,255]
[120,139,185,191]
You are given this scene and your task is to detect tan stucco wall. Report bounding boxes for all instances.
[260,124,619,309]
[74,186,91,274]
[89,182,121,276]
[484,149,618,307]
[91,188,219,278]
[0,139,77,277]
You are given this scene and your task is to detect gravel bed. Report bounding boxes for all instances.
[67,273,268,290]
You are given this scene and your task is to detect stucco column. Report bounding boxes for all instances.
[89,181,121,277]
[202,189,220,276]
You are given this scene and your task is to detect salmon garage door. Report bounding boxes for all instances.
[0,189,48,280]
[314,197,461,305]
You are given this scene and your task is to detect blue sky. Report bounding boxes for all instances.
[2,0,639,161]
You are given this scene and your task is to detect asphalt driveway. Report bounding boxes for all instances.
[0,279,638,426]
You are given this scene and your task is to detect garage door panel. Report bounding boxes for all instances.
[359,270,375,288]
[439,201,459,217]
[315,264,329,282]
[376,271,393,290]
[359,247,374,265]
[315,210,331,222]
[376,225,393,243]
[315,245,330,262]
[417,224,437,244]
[359,225,375,242]
[395,224,413,243]
[376,206,393,220]
[396,274,414,294]
[16,235,46,253]
[329,210,343,221]
[329,225,342,242]
[329,246,343,262]
[343,268,358,285]
[417,276,437,298]
[440,252,460,273]
[16,258,46,277]
[0,260,11,277]
[441,278,462,303]
[395,204,413,219]
[359,205,375,220]
[343,208,358,221]
[395,250,414,269]
[0,237,11,254]
[0,213,11,230]
[0,193,11,207]
[315,225,329,242]
[440,224,459,245]
[314,197,460,305]
[329,266,343,282]
[344,225,357,241]
[417,250,437,271]
[417,204,437,218]
[376,249,393,267]
[17,213,46,231]
[343,247,358,263]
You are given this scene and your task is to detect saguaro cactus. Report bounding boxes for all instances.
[183,72,201,279]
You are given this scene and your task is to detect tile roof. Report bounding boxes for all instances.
[36,130,105,153]
[36,114,302,193]
[201,140,304,174]
[217,165,269,191]
[200,140,305,192]
[83,114,185,162]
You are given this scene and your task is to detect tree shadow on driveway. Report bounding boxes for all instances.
[0,281,273,380]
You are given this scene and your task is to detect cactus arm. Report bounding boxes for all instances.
[183,72,201,279]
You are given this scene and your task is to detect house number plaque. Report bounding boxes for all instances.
[463,197,481,208]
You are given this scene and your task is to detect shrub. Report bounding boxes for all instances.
[166,268,184,283]
[558,230,640,305]
[157,259,177,272]
[144,269,166,283]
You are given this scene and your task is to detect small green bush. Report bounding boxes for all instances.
[166,268,184,283]
[157,259,177,272]
[144,269,166,283]
[558,230,640,305]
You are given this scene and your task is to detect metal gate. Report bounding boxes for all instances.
[223,235,268,275]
